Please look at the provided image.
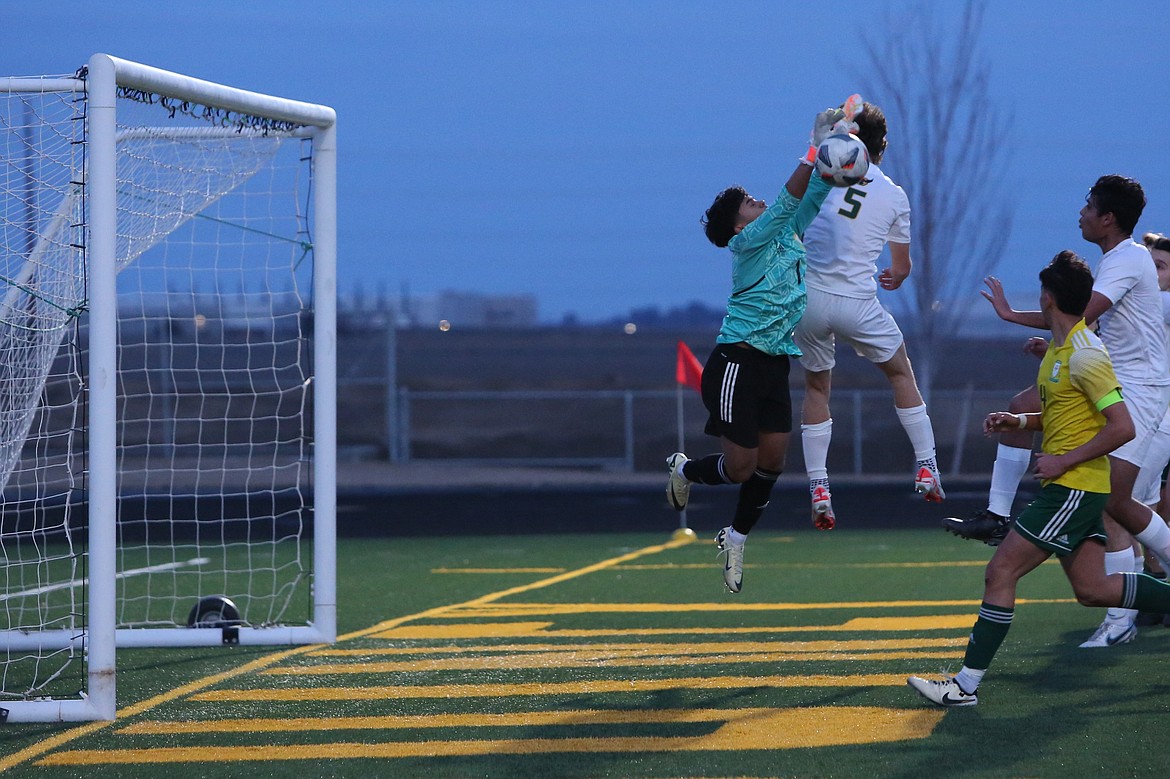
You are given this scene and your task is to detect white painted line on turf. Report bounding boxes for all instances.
[0,557,211,602]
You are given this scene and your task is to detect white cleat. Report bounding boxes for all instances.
[1078,619,1137,648]
[714,526,744,593]
[666,452,691,511]
[906,675,978,707]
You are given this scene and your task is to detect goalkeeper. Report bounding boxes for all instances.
[665,103,847,594]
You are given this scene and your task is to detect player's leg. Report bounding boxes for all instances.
[1082,384,1170,644]
[800,368,836,528]
[1063,534,1170,634]
[714,434,787,595]
[1103,457,1170,577]
[943,385,1038,544]
[716,353,796,591]
[711,434,760,593]
[687,346,791,592]
[1095,510,1142,640]
[666,345,745,511]
[794,288,837,527]
[873,345,944,501]
[838,296,943,502]
[1133,409,1170,625]
[908,519,1050,707]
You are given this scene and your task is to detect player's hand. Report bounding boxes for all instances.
[1023,337,1048,359]
[830,118,859,136]
[810,108,846,147]
[879,266,908,290]
[980,275,1015,321]
[830,93,863,135]
[1032,452,1069,481]
[983,411,1025,436]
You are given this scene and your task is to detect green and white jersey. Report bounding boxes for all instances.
[802,163,911,299]
[717,176,832,356]
[1094,239,1170,387]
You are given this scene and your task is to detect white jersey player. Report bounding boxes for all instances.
[793,101,943,529]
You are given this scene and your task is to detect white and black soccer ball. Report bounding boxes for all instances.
[815,133,870,187]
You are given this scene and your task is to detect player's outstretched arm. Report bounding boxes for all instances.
[981,275,1046,329]
[789,107,845,199]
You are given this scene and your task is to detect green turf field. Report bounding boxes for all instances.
[3,529,1169,777]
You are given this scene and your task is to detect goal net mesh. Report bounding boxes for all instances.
[0,73,316,701]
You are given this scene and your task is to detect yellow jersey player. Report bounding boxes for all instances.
[908,250,1170,707]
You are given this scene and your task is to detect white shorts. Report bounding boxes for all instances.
[794,287,904,372]
[1113,382,1170,471]
[1134,405,1170,505]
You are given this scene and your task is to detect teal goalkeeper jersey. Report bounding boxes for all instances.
[717,176,832,356]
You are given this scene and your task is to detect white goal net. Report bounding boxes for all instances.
[0,55,336,722]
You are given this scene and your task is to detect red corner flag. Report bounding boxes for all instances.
[675,340,703,392]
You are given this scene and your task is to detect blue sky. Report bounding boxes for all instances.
[7,1,1170,325]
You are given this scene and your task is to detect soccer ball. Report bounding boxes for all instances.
[815,133,870,187]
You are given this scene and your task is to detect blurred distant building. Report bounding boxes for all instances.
[339,285,538,330]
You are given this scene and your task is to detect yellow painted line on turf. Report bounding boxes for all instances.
[432,567,566,574]
[317,630,972,654]
[42,706,943,764]
[118,705,934,738]
[610,560,996,570]
[0,534,694,773]
[436,598,1074,617]
[433,558,1046,574]
[0,645,314,773]
[268,648,961,673]
[191,673,910,702]
[367,614,977,640]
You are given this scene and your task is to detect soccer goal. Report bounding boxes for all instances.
[0,54,336,722]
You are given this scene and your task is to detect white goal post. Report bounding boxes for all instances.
[0,54,336,722]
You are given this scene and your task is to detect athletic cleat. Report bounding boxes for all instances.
[914,465,946,503]
[942,509,1011,546]
[714,526,744,593]
[811,484,836,530]
[1078,619,1137,648]
[665,452,691,511]
[906,675,978,707]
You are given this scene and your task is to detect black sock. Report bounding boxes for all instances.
[731,468,781,535]
[683,454,734,485]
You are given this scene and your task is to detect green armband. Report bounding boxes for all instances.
[1095,388,1124,411]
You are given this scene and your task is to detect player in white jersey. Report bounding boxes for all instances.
[947,175,1170,647]
[793,101,943,529]
[1132,231,1170,626]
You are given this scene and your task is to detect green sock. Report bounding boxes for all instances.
[1124,572,1170,612]
[962,601,1014,671]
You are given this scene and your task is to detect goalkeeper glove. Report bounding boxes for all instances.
[802,107,846,166]
[811,107,845,147]
[831,93,863,135]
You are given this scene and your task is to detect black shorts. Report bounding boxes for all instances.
[701,343,793,448]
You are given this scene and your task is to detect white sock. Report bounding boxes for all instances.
[895,404,936,462]
[801,419,832,482]
[954,666,984,695]
[1135,512,1170,572]
[726,527,748,546]
[988,444,1032,517]
[1105,549,1138,623]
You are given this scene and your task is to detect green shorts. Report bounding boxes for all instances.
[1013,483,1107,556]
